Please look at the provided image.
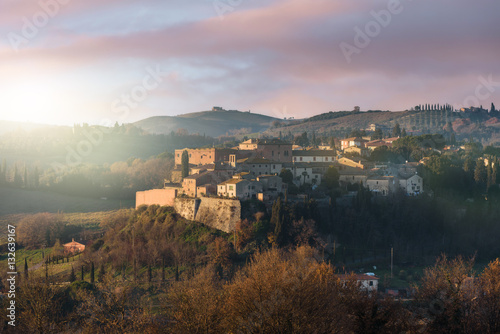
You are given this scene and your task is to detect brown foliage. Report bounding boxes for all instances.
[17,213,64,249]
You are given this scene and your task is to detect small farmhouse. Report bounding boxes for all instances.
[63,238,85,254]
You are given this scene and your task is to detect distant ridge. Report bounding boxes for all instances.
[133,109,282,137]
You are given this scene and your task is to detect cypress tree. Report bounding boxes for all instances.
[474,159,487,187]
[181,150,189,178]
[81,265,84,281]
[24,258,28,279]
[493,158,498,184]
[487,160,493,190]
[69,266,76,282]
[148,264,152,283]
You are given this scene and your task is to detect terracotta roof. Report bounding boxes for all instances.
[63,239,85,247]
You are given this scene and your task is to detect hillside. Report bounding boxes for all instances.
[134,109,282,137]
[265,110,412,136]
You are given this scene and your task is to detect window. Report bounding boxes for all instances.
[369,281,373,286]
[325,157,328,161]
[273,165,276,169]
[313,157,316,161]
[294,157,297,162]
[229,186,233,191]
[272,151,274,157]
[300,157,303,161]
[177,154,180,157]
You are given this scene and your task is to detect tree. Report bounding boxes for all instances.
[294,132,309,147]
[444,121,453,133]
[416,255,476,333]
[81,265,84,281]
[491,102,496,113]
[477,259,500,333]
[371,128,383,140]
[323,166,339,189]
[464,156,475,174]
[401,128,407,137]
[90,262,95,284]
[279,168,294,184]
[493,158,499,184]
[24,258,29,279]
[487,160,493,189]
[69,266,76,282]
[181,150,189,178]
[98,264,105,283]
[474,158,487,186]
[329,137,336,151]
[269,197,286,247]
[392,123,401,137]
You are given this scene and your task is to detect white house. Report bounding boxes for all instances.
[340,137,368,151]
[336,273,379,293]
[217,178,263,200]
[399,174,423,196]
[292,150,337,163]
[366,176,397,196]
[283,163,322,186]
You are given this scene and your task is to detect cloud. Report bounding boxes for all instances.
[1,0,498,124]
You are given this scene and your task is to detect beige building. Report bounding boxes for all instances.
[292,149,337,163]
[339,169,368,187]
[399,174,423,196]
[238,138,292,163]
[366,176,397,196]
[217,178,262,200]
[340,137,368,151]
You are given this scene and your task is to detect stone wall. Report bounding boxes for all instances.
[173,197,241,233]
[136,188,179,208]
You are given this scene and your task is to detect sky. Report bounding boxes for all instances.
[0,0,499,126]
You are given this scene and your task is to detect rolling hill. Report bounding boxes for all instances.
[133,109,283,137]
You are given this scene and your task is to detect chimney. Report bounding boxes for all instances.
[72,238,75,242]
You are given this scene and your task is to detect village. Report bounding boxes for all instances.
[137,136,423,216]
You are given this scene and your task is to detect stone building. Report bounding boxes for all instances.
[238,138,292,163]
[174,148,236,166]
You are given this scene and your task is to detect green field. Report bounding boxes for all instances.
[0,187,134,217]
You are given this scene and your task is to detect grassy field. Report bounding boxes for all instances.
[0,187,134,217]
